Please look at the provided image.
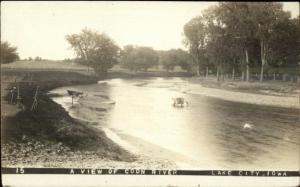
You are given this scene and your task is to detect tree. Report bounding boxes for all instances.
[159,50,176,71]
[184,16,208,76]
[34,56,42,61]
[216,2,259,81]
[204,6,235,81]
[159,49,192,72]
[1,41,19,64]
[184,2,298,82]
[63,58,72,63]
[120,46,159,71]
[249,3,291,81]
[66,28,120,77]
[120,45,135,71]
[267,17,299,73]
[216,2,295,82]
[176,50,193,72]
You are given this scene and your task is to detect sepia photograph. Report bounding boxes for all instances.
[1,1,300,186]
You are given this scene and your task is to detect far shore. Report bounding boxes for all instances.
[186,77,300,109]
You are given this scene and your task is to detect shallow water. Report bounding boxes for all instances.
[51,77,299,170]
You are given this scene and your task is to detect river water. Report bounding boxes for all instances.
[51,77,299,170]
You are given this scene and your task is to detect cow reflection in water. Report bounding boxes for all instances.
[172,97,188,107]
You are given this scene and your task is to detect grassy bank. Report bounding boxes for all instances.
[107,70,192,79]
[1,70,135,167]
[190,77,300,97]
[1,60,88,71]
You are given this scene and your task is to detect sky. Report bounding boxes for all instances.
[1,1,299,60]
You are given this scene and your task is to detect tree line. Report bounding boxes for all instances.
[1,41,45,63]
[65,28,193,77]
[2,2,299,82]
[184,2,299,82]
[65,3,299,81]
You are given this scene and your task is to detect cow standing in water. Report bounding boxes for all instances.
[172,97,188,107]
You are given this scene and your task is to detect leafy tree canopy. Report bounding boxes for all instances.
[120,45,159,71]
[66,28,120,77]
[1,41,19,64]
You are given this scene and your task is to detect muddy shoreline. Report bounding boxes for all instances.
[1,70,137,167]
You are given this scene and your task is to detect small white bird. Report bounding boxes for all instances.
[243,123,253,129]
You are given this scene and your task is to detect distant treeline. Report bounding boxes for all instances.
[0,41,45,63]
[65,29,193,77]
[64,2,299,81]
[2,2,299,82]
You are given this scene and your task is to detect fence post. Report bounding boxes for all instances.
[31,86,39,111]
[17,84,22,108]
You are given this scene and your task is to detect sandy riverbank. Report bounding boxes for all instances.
[186,77,300,109]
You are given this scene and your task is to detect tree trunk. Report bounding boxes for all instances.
[241,71,245,81]
[206,67,209,78]
[260,41,267,82]
[260,65,264,82]
[232,68,235,80]
[273,72,276,81]
[245,48,250,82]
[84,51,89,72]
[283,74,287,81]
[221,66,225,82]
[217,66,220,82]
[196,63,200,76]
[94,67,108,78]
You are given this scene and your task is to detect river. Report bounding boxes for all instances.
[51,77,299,170]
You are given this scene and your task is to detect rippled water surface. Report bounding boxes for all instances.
[51,78,299,170]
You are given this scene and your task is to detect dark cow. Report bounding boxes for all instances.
[67,90,83,97]
[172,97,188,107]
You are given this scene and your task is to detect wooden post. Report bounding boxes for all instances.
[17,84,21,108]
[10,87,15,104]
[29,74,33,86]
[71,95,74,107]
[31,86,39,111]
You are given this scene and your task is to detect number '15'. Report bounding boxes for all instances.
[16,168,25,174]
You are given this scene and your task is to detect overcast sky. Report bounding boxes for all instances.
[1,1,299,60]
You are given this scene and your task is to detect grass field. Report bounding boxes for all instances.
[1,60,89,71]
[1,60,188,76]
